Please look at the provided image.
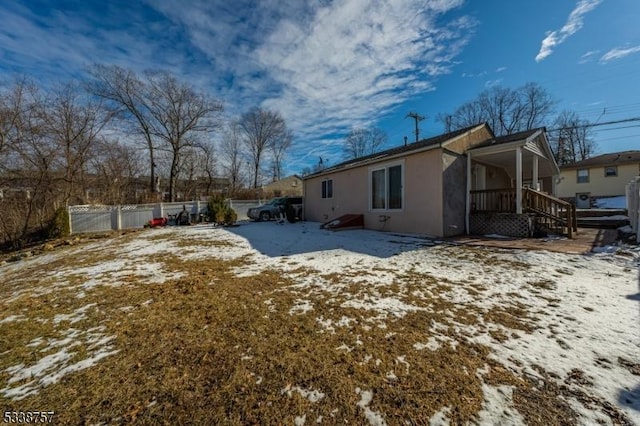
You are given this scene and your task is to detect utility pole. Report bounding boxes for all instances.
[406,112,425,143]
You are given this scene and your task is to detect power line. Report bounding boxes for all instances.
[548,116,640,132]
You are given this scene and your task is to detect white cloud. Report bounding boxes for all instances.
[253,0,473,144]
[150,0,474,167]
[535,0,602,62]
[0,0,475,173]
[578,50,600,64]
[484,79,502,88]
[495,66,507,73]
[600,45,640,63]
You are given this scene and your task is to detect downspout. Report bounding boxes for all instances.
[516,147,523,214]
[532,155,539,191]
[465,152,472,235]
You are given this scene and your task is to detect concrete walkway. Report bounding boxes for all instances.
[451,228,619,255]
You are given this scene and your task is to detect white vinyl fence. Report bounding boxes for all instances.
[626,177,640,243]
[227,199,262,221]
[68,200,264,234]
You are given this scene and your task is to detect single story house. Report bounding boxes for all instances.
[556,151,640,208]
[261,175,304,197]
[304,123,575,238]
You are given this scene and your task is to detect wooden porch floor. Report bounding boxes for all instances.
[449,228,619,255]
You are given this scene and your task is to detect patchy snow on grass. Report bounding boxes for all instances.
[429,406,451,426]
[1,326,118,400]
[341,297,426,318]
[356,388,387,426]
[476,384,524,425]
[413,337,441,351]
[289,299,313,315]
[1,221,638,422]
[0,314,26,324]
[203,222,639,423]
[53,303,97,324]
[281,384,326,403]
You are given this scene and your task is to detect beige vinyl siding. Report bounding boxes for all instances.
[304,148,444,236]
[557,162,640,198]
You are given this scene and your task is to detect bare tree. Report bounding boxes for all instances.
[521,82,555,130]
[90,138,143,204]
[221,122,245,193]
[88,65,158,194]
[0,78,32,161]
[1,82,59,245]
[195,141,218,197]
[439,82,555,136]
[42,83,108,205]
[239,107,287,188]
[89,66,223,201]
[144,71,223,201]
[549,110,596,165]
[343,127,387,159]
[271,129,293,181]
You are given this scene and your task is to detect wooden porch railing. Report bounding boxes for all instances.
[522,187,577,238]
[470,188,577,237]
[470,188,516,213]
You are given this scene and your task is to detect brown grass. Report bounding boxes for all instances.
[0,231,631,424]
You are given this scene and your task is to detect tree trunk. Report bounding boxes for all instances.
[169,154,179,202]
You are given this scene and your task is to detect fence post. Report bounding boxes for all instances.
[627,178,640,242]
[153,203,164,219]
[67,206,73,235]
[111,206,122,231]
[635,178,640,243]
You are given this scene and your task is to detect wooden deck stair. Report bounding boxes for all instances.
[469,188,577,238]
[523,187,577,238]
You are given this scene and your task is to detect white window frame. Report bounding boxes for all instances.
[604,166,617,177]
[321,179,333,199]
[577,168,589,184]
[368,160,404,212]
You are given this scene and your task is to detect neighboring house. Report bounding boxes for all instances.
[304,123,572,238]
[261,175,304,197]
[556,151,640,208]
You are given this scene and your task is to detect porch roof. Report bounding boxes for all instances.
[466,128,560,179]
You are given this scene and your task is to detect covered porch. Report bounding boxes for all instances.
[465,129,577,238]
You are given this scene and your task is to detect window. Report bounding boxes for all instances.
[321,179,333,199]
[604,166,617,177]
[577,169,589,184]
[388,165,402,209]
[369,163,403,210]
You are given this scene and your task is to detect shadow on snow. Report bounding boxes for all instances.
[223,220,441,259]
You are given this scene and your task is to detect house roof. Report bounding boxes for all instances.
[304,123,488,179]
[561,150,640,169]
[470,128,543,149]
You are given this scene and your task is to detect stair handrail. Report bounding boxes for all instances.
[522,187,576,238]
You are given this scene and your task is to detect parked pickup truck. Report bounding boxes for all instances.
[247,197,303,222]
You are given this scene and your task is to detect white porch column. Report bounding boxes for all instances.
[465,152,472,235]
[532,155,539,191]
[516,147,522,214]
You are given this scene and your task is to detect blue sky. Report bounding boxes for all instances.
[1,0,638,175]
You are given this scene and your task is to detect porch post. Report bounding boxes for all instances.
[465,152,472,235]
[532,155,539,191]
[516,147,522,214]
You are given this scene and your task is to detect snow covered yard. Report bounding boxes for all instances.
[0,222,639,424]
